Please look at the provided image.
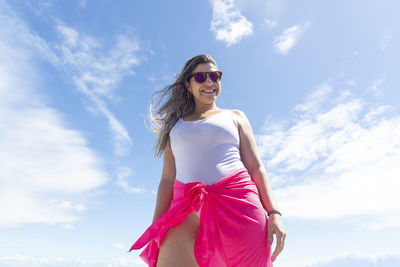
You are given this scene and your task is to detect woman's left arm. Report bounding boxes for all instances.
[231,109,286,262]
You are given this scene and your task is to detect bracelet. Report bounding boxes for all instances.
[267,209,282,217]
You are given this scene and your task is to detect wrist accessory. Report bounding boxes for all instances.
[267,209,282,217]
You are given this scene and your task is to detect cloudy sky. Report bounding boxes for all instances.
[1,0,399,266]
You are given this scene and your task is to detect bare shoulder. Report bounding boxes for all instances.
[226,109,249,129]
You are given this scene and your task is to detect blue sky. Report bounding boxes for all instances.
[1,0,399,266]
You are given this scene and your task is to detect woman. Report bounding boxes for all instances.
[129,55,286,266]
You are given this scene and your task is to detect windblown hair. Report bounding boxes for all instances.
[148,54,218,158]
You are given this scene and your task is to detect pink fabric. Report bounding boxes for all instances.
[129,168,273,267]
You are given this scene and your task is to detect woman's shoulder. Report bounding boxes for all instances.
[226,109,248,129]
[226,109,246,116]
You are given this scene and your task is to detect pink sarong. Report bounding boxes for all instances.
[129,168,273,266]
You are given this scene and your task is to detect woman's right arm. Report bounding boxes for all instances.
[152,136,176,223]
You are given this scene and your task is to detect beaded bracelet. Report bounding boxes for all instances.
[267,209,282,217]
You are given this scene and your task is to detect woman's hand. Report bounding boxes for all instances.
[267,214,286,262]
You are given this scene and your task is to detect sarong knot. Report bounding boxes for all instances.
[185,182,209,213]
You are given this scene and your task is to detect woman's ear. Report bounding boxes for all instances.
[185,81,190,90]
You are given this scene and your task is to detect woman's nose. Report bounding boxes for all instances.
[204,75,213,84]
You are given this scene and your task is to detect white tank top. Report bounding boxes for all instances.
[169,109,245,185]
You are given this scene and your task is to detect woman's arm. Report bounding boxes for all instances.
[232,109,279,212]
[231,109,286,262]
[152,136,176,223]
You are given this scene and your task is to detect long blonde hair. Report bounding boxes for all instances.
[148,54,218,158]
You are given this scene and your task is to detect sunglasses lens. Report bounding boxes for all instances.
[190,71,222,83]
[194,73,206,83]
[209,72,221,82]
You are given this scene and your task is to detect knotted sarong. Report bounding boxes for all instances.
[129,167,273,266]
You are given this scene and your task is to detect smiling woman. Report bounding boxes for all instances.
[129,54,286,266]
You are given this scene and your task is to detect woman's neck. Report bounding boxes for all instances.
[193,104,220,115]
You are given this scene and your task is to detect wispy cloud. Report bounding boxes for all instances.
[307,253,400,267]
[210,0,253,47]
[346,80,357,87]
[264,19,278,28]
[367,78,385,97]
[0,1,107,227]
[54,21,151,157]
[340,50,359,68]
[264,0,286,28]
[279,251,400,267]
[0,254,147,267]
[274,22,310,54]
[77,0,87,8]
[293,83,333,115]
[112,243,125,249]
[115,166,146,193]
[257,83,400,228]
[380,29,390,51]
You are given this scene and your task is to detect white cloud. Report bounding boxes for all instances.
[58,200,87,212]
[293,83,333,115]
[346,80,356,87]
[57,24,79,47]
[0,0,107,228]
[112,243,124,249]
[54,21,150,157]
[274,22,310,54]
[368,78,385,97]
[115,166,146,193]
[264,19,277,28]
[277,252,400,267]
[23,0,56,16]
[340,50,359,68]
[364,104,391,122]
[60,224,75,230]
[257,84,400,228]
[380,29,390,51]
[264,0,286,28]
[305,253,400,267]
[0,254,147,267]
[210,0,253,47]
[363,215,400,230]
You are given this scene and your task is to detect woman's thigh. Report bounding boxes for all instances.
[156,212,201,267]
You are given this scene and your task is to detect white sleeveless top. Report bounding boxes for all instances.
[169,109,245,185]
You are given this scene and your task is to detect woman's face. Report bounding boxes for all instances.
[186,63,221,106]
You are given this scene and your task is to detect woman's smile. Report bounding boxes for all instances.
[202,88,216,94]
